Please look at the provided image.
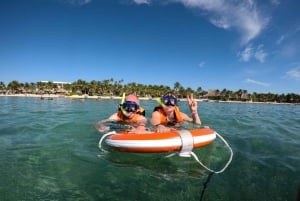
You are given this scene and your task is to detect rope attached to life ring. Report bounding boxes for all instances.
[98,129,233,201]
[98,131,116,152]
[99,130,233,174]
[190,131,233,174]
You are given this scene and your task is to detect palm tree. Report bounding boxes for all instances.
[196,87,203,98]
[72,79,88,95]
[0,81,6,88]
[112,79,124,96]
[241,89,249,101]
[88,80,98,96]
[0,81,6,94]
[102,79,112,96]
[173,82,181,94]
[7,80,20,94]
[2,78,300,103]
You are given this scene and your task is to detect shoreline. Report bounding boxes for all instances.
[0,94,296,105]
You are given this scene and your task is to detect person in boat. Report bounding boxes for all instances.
[96,94,147,133]
[151,92,201,132]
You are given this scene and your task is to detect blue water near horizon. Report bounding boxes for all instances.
[0,96,299,201]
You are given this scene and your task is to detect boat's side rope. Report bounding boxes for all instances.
[98,131,116,152]
[190,132,233,174]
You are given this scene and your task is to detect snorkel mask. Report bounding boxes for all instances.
[156,93,178,107]
[162,94,177,106]
[122,101,139,113]
[120,93,140,117]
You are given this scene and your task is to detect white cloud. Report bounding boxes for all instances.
[238,44,267,63]
[276,35,285,45]
[244,78,270,87]
[133,0,151,5]
[172,0,270,44]
[131,0,271,44]
[254,44,267,63]
[198,61,206,68]
[210,17,230,29]
[276,26,300,45]
[62,0,92,6]
[238,46,253,62]
[270,0,280,6]
[286,67,300,80]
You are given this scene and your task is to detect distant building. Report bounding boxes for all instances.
[40,81,71,88]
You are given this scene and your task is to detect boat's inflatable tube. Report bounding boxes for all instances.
[104,128,216,153]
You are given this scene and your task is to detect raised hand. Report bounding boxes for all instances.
[187,93,198,112]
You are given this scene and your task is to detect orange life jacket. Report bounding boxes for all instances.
[153,106,183,125]
[117,106,145,123]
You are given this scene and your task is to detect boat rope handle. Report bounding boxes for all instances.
[98,131,116,152]
[190,132,233,174]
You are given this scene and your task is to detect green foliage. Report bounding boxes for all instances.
[0,79,299,103]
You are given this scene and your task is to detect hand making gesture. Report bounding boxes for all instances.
[187,93,201,124]
[187,93,198,113]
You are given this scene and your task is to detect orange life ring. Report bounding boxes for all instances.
[105,127,216,153]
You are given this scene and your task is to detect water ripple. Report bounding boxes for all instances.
[0,98,300,201]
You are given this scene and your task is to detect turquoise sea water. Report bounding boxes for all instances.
[0,96,299,201]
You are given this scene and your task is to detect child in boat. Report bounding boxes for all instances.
[151,92,201,132]
[96,94,147,133]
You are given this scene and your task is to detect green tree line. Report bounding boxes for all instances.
[0,79,299,103]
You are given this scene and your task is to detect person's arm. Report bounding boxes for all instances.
[95,119,110,132]
[187,93,201,125]
[150,111,174,132]
[150,111,161,126]
[95,113,118,132]
[191,110,201,125]
[130,116,147,133]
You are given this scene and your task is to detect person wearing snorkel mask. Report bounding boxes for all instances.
[151,92,201,132]
[96,94,147,133]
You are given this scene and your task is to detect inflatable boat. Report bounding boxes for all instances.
[98,127,233,174]
[100,127,216,155]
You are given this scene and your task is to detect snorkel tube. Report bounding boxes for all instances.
[120,93,128,116]
[155,97,166,108]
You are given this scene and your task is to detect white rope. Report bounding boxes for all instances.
[98,131,116,152]
[98,130,233,174]
[190,132,233,174]
[165,153,177,158]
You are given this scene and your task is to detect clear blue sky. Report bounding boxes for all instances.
[1,0,300,94]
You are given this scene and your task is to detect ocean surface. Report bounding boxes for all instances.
[0,96,299,201]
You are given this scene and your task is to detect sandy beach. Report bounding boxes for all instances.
[0,93,149,100]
